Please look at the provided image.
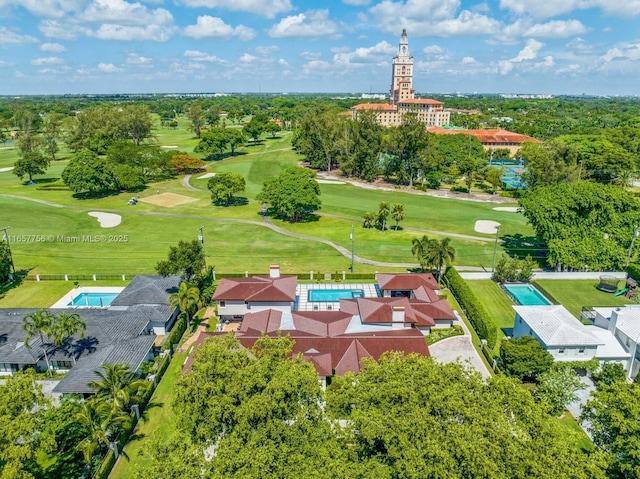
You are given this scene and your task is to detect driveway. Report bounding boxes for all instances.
[428,334,491,379]
[566,375,595,438]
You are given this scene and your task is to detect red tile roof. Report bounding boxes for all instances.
[352,103,396,111]
[398,98,443,105]
[428,127,540,144]
[212,275,297,302]
[376,273,439,292]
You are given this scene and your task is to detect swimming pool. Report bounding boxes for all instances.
[308,289,364,302]
[67,292,119,307]
[502,284,552,306]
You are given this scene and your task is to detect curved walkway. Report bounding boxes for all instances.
[182,175,204,192]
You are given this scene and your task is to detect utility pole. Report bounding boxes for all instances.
[491,224,501,273]
[350,225,355,273]
[1,226,14,275]
[197,226,204,245]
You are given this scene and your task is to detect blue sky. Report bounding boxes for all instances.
[1,0,639,95]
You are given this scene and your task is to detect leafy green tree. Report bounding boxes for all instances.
[411,235,431,272]
[384,114,433,187]
[111,163,146,191]
[62,149,118,193]
[377,201,390,231]
[187,104,205,139]
[520,140,578,187]
[207,172,246,205]
[227,128,246,155]
[391,203,406,230]
[257,166,321,221]
[362,211,377,229]
[591,362,627,388]
[41,113,63,160]
[295,110,343,171]
[534,367,584,415]
[88,363,149,412]
[0,240,13,283]
[156,239,206,281]
[0,370,46,479]
[426,237,455,283]
[205,106,220,126]
[14,151,49,183]
[243,113,269,142]
[499,336,554,381]
[582,382,640,479]
[264,120,281,137]
[169,281,201,329]
[458,155,484,192]
[122,105,154,145]
[195,127,230,157]
[131,436,203,479]
[23,309,55,374]
[486,166,505,194]
[76,399,129,465]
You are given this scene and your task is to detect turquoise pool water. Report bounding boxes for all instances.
[308,289,364,302]
[67,292,118,307]
[503,284,551,306]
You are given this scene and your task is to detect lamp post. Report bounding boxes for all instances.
[578,160,583,180]
[626,227,639,268]
[197,226,204,245]
[350,225,355,273]
[1,226,14,275]
[492,224,501,273]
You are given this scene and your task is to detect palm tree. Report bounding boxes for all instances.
[23,309,55,375]
[52,312,86,363]
[426,237,456,283]
[378,201,390,232]
[169,281,201,329]
[391,203,406,230]
[88,363,149,412]
[76,399,129,465]
[411,235,431,272]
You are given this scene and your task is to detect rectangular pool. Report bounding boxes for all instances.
[502,284,552,306]
[308,289,364,302]
[67,292,119,307]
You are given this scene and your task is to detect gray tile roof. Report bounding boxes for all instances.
[110,275,180,306]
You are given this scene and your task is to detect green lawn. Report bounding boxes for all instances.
[557,412,595,453]
[468,280,516,352]
[534,280,635,318]
[0,279,129,308]
[109,352,188,479]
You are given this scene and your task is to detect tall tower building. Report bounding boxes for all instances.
[389,29,414,106]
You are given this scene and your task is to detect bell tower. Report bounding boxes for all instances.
[389,29,414,106]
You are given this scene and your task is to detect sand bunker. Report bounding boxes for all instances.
[475,220,501,234]
[88,212,122,228]
[199,173,216,179]
[161,145,178,149]
[492,207,520,212]
[0,166,14,172]
[139,192,198,207]
[317,179,346,184]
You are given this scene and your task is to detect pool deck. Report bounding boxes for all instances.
[294,283,379,312]
[50,286,126,309]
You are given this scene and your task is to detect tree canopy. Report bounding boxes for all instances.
[156,239,206,281]
[207,172,246,205]
[499,335,554,381]
[257,166,321,221]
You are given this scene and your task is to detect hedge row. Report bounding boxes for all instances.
[163,315,187,351]
[627,263,640,282]
[443,267,498,349]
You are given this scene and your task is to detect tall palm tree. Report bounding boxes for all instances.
[411,235,431,272]
[169,281,201,329]
[426,237,456,283]
[391,203,406,230]
[378,201,390,232]
[76,399,129,465]
[52,312,86,364]
[88,363,149,412]
[23,309,55,374]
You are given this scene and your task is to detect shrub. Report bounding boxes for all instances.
[627,263,640,282]
[163,315,187,351]
[492,254,536,283]
[425,325,463,345]
[443,267,498,348]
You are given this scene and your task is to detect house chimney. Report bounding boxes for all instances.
[269,264,280,278]
[392,306,405,323]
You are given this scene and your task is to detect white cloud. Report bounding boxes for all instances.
[39,20,91,39]
[278,58,289,66]
[461,56,476,64]
[0,27,38,45]
[256,45,279,55]
[97,62,120,72]
[93,24,176,41]
[0,0,82,19]
[178,0,292,19]
[512,39,543,61]
[299,51,323,60]
[126,53,153,65]
[268,9,338,38]
[538,55,554,66]
[302,59,332,74]
[524,20,587,38]
[566,37,593,52]
[499,0,640,19]
[240,53,257,63]
[343,0,371,4]
[601,43,640,63]
[423,45,444,54]
[40,42,66,53]
[184,50,226,63]
[78,0,173,26]
[498,59,513,74]
[333,41,395,65]
[184,16,255,40]
[31,56,65,65]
